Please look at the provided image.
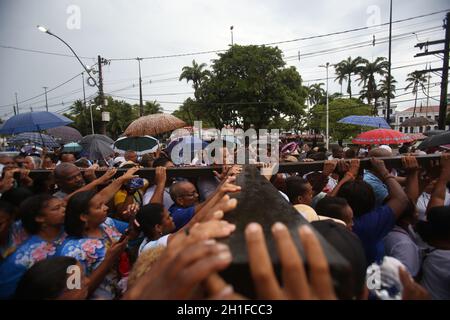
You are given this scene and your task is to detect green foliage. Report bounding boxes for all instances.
[309,98,373,141]
[334,56,364,99]
[178,45,307,130]
[66,97,163,139]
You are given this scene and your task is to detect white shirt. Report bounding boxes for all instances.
[143,185,174,209]
[416,191,450,221]
[138,235,169,255]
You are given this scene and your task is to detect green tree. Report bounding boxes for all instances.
[140,100,163,115]
[309,98,372,143]
[334,56,364,98]
[64,100,102,136]
[307,83,326,106]
[357,57,389,105]
[188,45,306,129]
[405,71,427,117]
[378,75,397,100]
[179,60,211,100]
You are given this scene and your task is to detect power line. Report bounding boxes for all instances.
[0,44,95,60]
[106,9,450,61]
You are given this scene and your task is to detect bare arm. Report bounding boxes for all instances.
[329,159,360,197]
[370,158,409,219]
[92,167,139,205]
[426,153,450,212]
[402,156,421,203]
[150,167,166,204]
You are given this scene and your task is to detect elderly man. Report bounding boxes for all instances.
[53,163,86,199]
[124,150,138,164]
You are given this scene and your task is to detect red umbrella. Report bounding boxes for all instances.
[352,129,414,145]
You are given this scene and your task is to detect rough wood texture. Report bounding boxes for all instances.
[218,165,351,298]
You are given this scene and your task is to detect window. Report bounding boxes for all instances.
[419,126,423,133]
[427,116,432,119]
[410,127,414,133]
[434,126,438,130]
[435,115,439,121]
[426,126,431,131]
[400,117,403,123]
[382,110,385,115]
[399,127,403,132]
[405,117,409,120]
[390,109,393,114]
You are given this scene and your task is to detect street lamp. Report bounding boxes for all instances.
[230,26,234,46]
[37,25,98,88]
[319,62,330,150]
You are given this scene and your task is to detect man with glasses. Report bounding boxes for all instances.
[168,181,201,232]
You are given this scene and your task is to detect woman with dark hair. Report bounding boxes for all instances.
[14,256,89,300]
[59,167,139,300]
[0,195,66,299]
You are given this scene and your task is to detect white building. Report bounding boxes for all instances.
[392,105,450,133]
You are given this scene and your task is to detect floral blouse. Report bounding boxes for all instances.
[0,221,29,261]
[0,231,66,299]
[59,217,127,300]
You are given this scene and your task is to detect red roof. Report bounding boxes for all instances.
[398,105,449,114]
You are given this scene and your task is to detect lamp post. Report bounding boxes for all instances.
[37,25,98,89]
[230,26,234,46]
[43,87,48,111]
[319,62,330,150]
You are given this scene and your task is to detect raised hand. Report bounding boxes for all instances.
[154,166,167,186]
[245,222,336,300]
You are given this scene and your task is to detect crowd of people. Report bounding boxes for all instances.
[0,139,449,300]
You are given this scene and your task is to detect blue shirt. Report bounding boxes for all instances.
[0,232,67,299]
[363,170,388,207]
[353,205,396,265]
[59,218,126,300]
[169,205,195,232]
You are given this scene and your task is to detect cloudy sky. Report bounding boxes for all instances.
[0,0,448,120]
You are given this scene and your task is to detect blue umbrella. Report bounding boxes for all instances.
[63,142,83,153]
[0,111,73,135]
[7,132,60,148]
[338,115,391,129]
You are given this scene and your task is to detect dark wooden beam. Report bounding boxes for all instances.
[27,154,442,180]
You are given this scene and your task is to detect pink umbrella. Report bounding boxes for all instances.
[352,129,414,145]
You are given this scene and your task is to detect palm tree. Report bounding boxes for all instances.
[378,75,397,100]
[405,71,427,117]
[357,57,389,106]
[334,56,364,98]
[307,83,326,106]
[179,60,211,100]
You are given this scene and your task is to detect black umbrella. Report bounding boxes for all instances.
[418,131,450,150]
[424,129,446,137]
[79,134,114,160]
[80,134,114,145]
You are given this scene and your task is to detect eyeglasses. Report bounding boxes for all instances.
[181,192,198,198]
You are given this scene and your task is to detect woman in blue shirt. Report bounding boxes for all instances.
[0,194,66,299]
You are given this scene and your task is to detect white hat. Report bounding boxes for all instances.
[379,145,392,153]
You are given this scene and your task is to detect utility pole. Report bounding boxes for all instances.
[43,86,48,112]
[438,12,449,130]
[386,0,393,124]
[98,55,106,135]
[15,92,19,114]
[414,12,449,130]
[319,63,330,150]
[137,57,143,117]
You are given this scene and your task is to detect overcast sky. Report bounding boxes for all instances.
[0,0,448,120]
